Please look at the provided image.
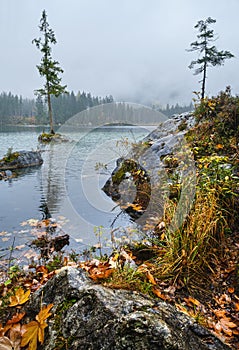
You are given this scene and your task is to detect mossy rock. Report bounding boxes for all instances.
[38,132,69,143]
[0,150,43,170]
[1,151,20,163]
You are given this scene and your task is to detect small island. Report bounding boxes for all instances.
[0,148,43,171]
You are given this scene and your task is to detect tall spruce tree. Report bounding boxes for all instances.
[32,10,67,133]
[188,17,234,99]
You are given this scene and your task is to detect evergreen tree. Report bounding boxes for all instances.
[188,17,234,99]
[32,10,67,133]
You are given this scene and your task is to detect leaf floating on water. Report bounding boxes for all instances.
[0,231,8,236]
[15,245,25,251]
[27,219,39,227]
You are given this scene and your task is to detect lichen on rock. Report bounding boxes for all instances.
[27,267,231,350]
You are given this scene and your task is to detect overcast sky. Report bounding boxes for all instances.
[0,0,238,106]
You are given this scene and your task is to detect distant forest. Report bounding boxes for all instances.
[0,91,114,125]
[157,102,194,117]
[0,91,193,125]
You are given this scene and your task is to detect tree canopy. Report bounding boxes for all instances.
[32,10,67,133]
[188,17,234,99]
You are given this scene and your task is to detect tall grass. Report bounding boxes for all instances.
[154,187,228,288]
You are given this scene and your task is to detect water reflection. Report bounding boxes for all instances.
[0,126,151,260]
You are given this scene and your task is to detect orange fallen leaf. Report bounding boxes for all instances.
[36,265,49,275]
[228,287,235,294]
[0,324,7,337]
[88,266,113,281]
[6,312,26,325]
[36,304,53,325]
[146,271,157,285]
[175,303,190,316]
[220,318,237,329]
[152,286,168,300]
[213,309,227,318]
[184,296,200,307]
[234,302,239,311]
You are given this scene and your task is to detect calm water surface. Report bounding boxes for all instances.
[0,125,152,259]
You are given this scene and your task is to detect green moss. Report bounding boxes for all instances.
[1,147,20,163]
[38,132,59,143]
[52,298,77,350]
[178,120,187,131]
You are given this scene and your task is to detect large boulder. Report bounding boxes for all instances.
[102,113,196,224]
[0,150,43,170]
[27,267,230,350]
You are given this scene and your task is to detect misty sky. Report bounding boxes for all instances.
[1,0,238,106]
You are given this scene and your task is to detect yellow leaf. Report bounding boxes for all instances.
[35,304,53,324]
[21,321,39,350]
[9,288,31,307]
[21,304,53,349]
[37,322,47,344]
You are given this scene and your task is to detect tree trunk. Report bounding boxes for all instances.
[47,92,55,134]
[201,61,207,99]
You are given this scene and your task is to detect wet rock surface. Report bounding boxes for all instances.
[102,113,196,224]
[0,150,43,171]
[27,267,231,350]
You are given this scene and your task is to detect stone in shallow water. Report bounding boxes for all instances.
[0,150,43,170]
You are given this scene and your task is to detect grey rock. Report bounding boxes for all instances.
[27,267,231,350]
[4,170,12,177]
[102,113,197,224]
[0,150,43,170]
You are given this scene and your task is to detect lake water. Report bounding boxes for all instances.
[0,125,153,262]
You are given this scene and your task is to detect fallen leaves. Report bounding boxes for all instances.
[80,259,114,281]
[0,336,14,350]
[6,313,26,325]
[0,305,53,350]
[21,304,53,350]
[152,286,169,301]
[9,288,31,307]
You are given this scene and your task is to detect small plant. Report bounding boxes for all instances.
[104,266,153,295]
[2,147,20,163]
